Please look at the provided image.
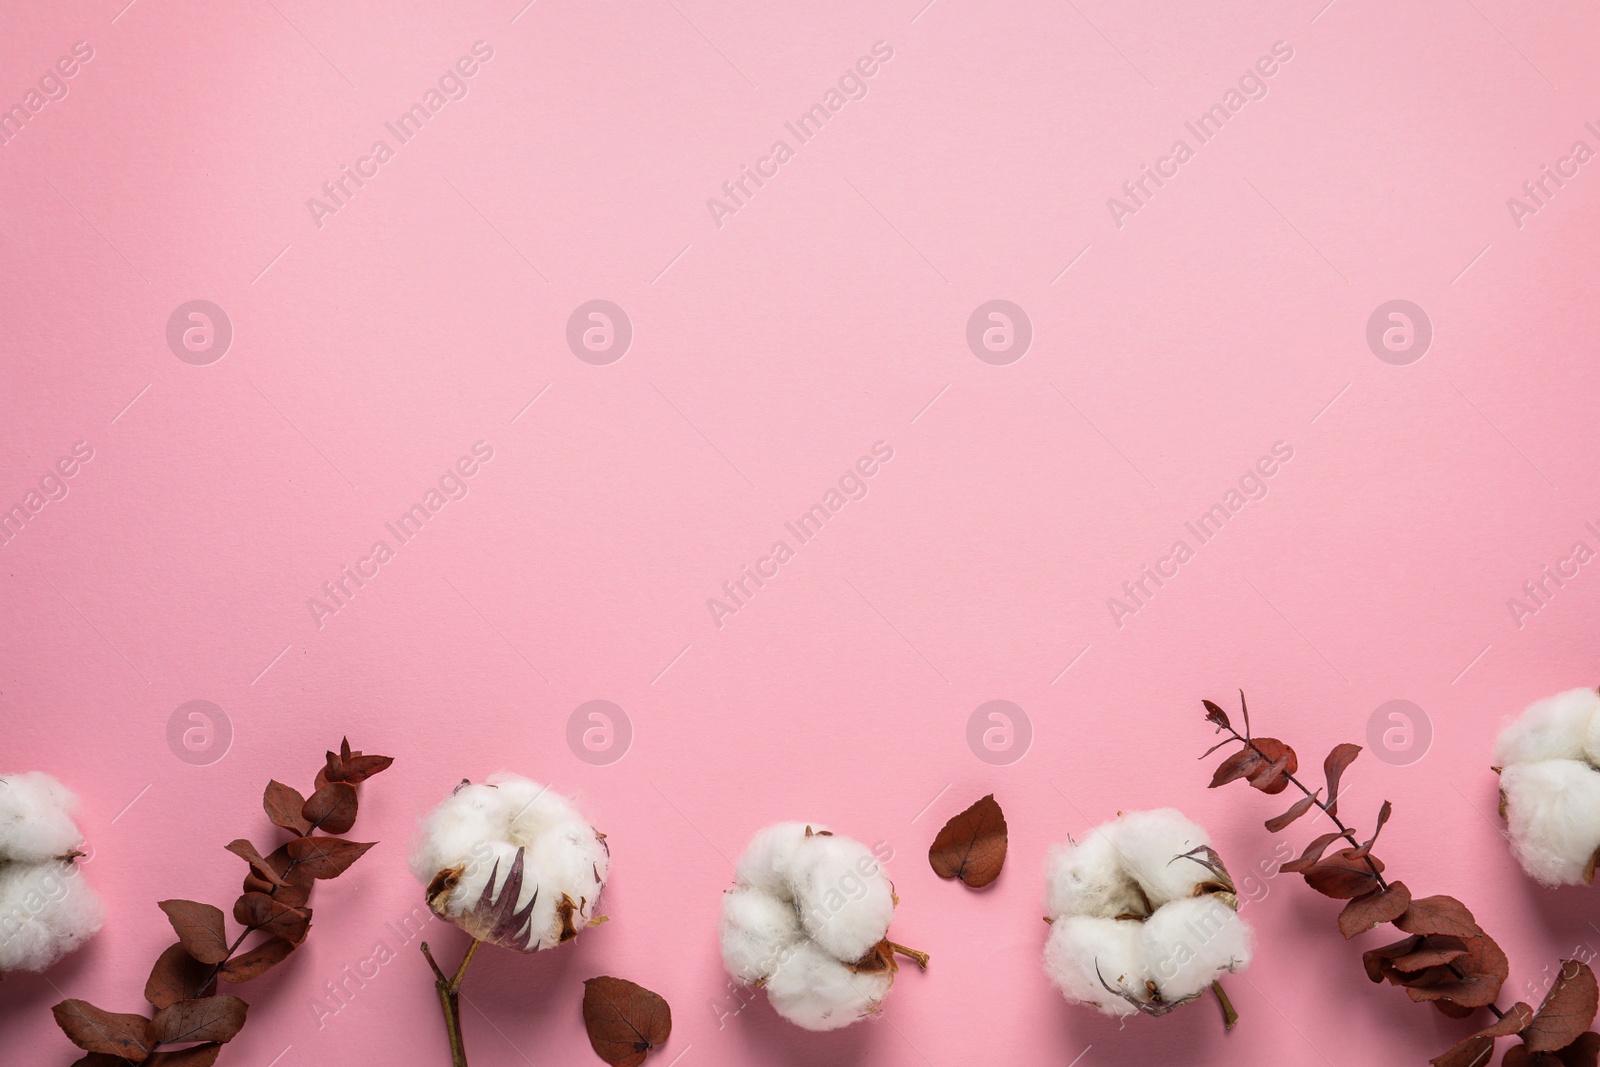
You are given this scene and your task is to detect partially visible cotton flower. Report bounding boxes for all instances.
[409,774,609,951]
[1494,687,1600,887]
[719,823,923,1031]
[0,772,104,976]
[1043,809,1251,1019]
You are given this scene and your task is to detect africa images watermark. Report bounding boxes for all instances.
[706,441,895,628]
[306,41,495,229]
[706,41,896,229]
[0,440,95,551]
[1506,119,1600,230]
[0,40,95,148]
[1106,441,1294,628]
[1105,40,1295,229]
[1505,517,1600,630]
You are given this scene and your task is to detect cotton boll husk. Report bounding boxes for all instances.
[733,822,814,899]
[720,886,803,982]
[1043,916,1148,1017]
[1494,687,1600,768]
[0,772,84,864]
[0,862,104,974]
[762,940,890,1031]
[789,834,894,962]
[1043,832,1146,920]
[1140,897,1252,1003]
[1114,809,1214,907]
[1500,760,1600,886]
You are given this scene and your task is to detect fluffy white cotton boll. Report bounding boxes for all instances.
[1500,760,1600,885]
[720,885,803,982]
[1044,832,1146,920]
[410,774,609,951]
[1044,916,1148,1017]
[0,861,104,974]
[1494,687,1600,768]
[733,822,813,899]
[789,834,895,962]
[0,772,84,865]
[1140,897,1252,1003]
[1113,809,1214,907]
[763,941,891,1031]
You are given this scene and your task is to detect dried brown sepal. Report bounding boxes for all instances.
[283,836,375,879]
[145,943,215,1009]
[847,940,900,975]
[149,995,248,1045]
[52,1000,153,1060]
[428,847,540,952]
[232,892,311,944]
[262,781,311,836]
[157,901,230,965]
[219,938,296,983]
[1339,881,1412,939]
[224,840,286,888]
[582,976,673,1067]
[301,782,359,836]
[1322,744,1361,819]
[928,794,1008,888]
[1266,793,1320,833]
[1429,1001,1534,1067]
[1302,849,1385,899]
[1526,961,1600,1054]
[558,893,581,943]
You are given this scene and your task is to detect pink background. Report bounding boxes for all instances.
[4,0,1600,1064]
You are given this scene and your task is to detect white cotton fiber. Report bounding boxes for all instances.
[1043,809,1250,1019]
[0,773,84,864]
[1493,687,1600,768]
[1044,916,1147,1017]
[720,823,918,1031]
[1113,809,1214,907]
[1140,897,1252,1003]
[1500,761,1600,886]
[0,862,104,974]
[410,774,609,951]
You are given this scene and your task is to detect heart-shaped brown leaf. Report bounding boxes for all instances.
[150,995,248,1045]
[219,937,296,983]
[158,901,230,965]
[53,1000,154,1060]
[1302,850,1385,899]
[1527,961,1600,1053]
[301,782,359,835]
[1322,744,1361,819]
[285,836,375,879]
[1395,895,1483,939]
[233,892,311,943]
[224,840,286,887]
[582,976,672,1067]
[145,943,216,1009]
[1265,793,1320,833]
[263,780,311,835]
[1339,881,1412,939]
[1429,1002,1534,1067]
[927,794,1008,888]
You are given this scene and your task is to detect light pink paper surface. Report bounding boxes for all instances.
[4,1,1599,1064]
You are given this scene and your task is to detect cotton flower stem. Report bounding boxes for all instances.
[1210,980,1239,1031]
[422,938,482,1067]
[887,941,930,970]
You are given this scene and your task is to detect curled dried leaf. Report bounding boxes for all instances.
[224,840,286,888]
[262,781,310,836]
[582,976,672,1067]
[145,943,215,1009]
[1265,793,1319,834]
[1303,849,1385,899]
[1322,744,1361,819]
[928,794,1008,889]
[233,892,310,944]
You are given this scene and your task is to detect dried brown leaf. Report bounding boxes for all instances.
[1402,932,1509,1010]
[52,1000,153,1060]
[1211,738,1298,793]
[1266,793,1320,834]
[1395,895,1484,940]
[233,892,311,943]
[1527,961,1600,1053]
[1302,849,1385,899]
[1322,743,1361,819]
[1430,1004,1533,1067]
[224,840,286,887]
[157,900,230,965]
[1339,881,1412,939]
[927,794,1008,888]
[149,994,248,1045]
[219,937,296,983]
[145,943,215,1009]
[301,782,359,835]
[262,781,311,835]
[582,976,672,1067]
[1280,830,1354,874]
[1202,699,1231,731]
[284,836,374,880]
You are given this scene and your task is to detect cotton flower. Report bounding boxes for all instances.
[1043,809,1251,1019]
[1494,687,1600,886]
[719,823,925,1031]
[410,773,610,951]
[0,772,104,976]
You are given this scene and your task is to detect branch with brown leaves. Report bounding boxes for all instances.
[1202,693,1599,1066]
[51,739,392,1066]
